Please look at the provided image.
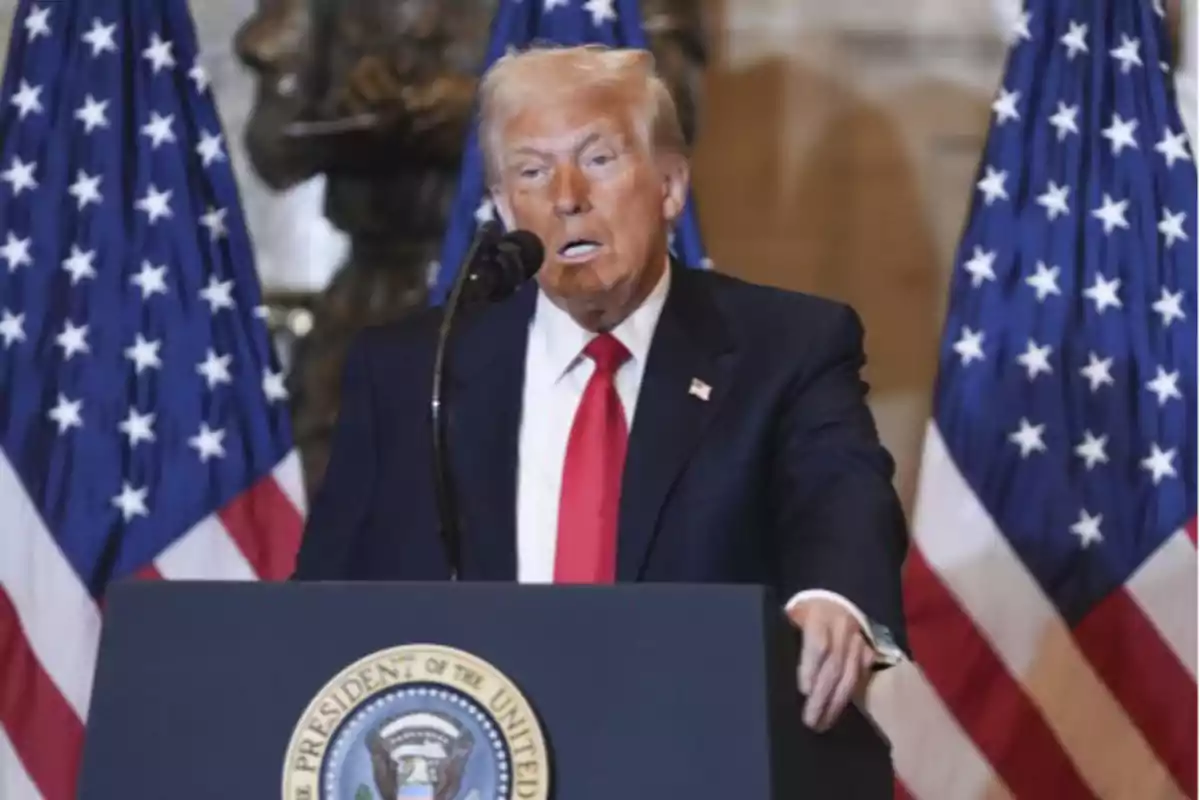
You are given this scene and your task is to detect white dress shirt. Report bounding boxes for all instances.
[514,265,885,653]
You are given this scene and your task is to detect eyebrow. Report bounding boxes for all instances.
[508,131,608,160]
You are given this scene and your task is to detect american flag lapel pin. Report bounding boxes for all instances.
[689,378,712,401]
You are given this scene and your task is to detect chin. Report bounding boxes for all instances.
[544,261,608,296]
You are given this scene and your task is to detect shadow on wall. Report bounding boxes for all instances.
[690,0,998,510]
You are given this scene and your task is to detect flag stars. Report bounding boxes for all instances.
[62,246,97,285]
[141,112,176,149]
[10,81,43,119]
[1010,10,1032,43]
[1060,20,1088,59]
[475,197,495,225]
[543,0,570,11]
[188,423,226,462]
[75,95,110,134]
[1152,287,1185,327]
[1074,431,1108,470]
[1083,274,1121,313]
[1145,366,1182,406]
[1091,194,1129,235]
[1025,261,1061,301]
[189,60,210,92]
[1155,127,1191,168]
[1070,510,1103,548]
[976,166,1008,205]
[196,130,225,167]
[991,88,1021,125]
[200,207,228,241]
[130,261,168,299]
[1036,181,1070,220]
[68,170,103,210]
[1016,339,1053,380]
[200,276,235,312]
[1158,208,1187,247]
[82,18,118,57]
[119,408,155,447]
[142,33,176,74]
[953,327,985,366]
[263,368,289,402]
[1080,352,1114,392]
[1009,418,1047,458]
[136,185,173,224]
[1101,113,1138,156]
[55,321,90,360]
[124,334,162,374]
[1,233,33,272]
[583,0,617,26]
[1110,34,1142,73]
[1,156,37,196]
[1141,443,1177,485]
[111,482,149,522]
[0,310,25,347]
[963,246,997,286]
[1048,102,1079,141]
[48,393,83,434]
[24,5,51,41]
[197,348,232,389]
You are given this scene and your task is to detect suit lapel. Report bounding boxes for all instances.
[617,265,739,580]
[446,282,537,581]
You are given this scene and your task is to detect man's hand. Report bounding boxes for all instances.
[787,598,874,732]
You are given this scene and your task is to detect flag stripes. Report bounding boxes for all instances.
[873,424,1194,799]
[0,590,85,800]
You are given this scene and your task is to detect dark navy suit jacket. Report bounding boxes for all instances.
[293,262,911,653]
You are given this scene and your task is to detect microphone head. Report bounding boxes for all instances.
[458,228,544,306]
[495,229,544,283]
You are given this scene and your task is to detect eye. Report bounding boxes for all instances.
[511,162,545,181]
[588,152,614,166]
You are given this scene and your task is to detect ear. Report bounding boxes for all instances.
[659,154,690,223]
[491,187,516,231]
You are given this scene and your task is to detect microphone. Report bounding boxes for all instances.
[458,229,544,305]
[431,224,545,578]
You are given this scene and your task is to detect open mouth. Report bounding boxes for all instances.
[557,239,603,261]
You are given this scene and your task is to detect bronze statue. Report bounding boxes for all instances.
[235,0,709,499]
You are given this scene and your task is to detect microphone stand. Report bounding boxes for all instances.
[431,222,499,579]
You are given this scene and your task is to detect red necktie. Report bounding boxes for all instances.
[554,333,631,583]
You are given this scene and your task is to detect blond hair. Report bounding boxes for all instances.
[477,44,687,186]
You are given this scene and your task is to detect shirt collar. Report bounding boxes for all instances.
[530,260,671,382]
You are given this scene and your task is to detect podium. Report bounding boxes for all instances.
[78,581,893,799]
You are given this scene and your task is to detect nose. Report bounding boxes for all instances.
[551,163,591,217]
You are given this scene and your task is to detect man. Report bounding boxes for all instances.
[293,44,910,733]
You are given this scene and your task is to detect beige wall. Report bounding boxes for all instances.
[0,0,1194,510]
[687,0,1193,507]
[690,0,1014,505]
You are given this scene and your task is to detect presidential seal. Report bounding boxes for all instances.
[282,644,550,800]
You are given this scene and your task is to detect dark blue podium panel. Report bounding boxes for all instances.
[79,581,891,799]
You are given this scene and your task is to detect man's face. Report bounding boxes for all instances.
[492,87,688,330]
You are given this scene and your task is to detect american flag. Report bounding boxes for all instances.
[864,1,1197,798]
[0,2,306,798]
[430,0,710,305]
